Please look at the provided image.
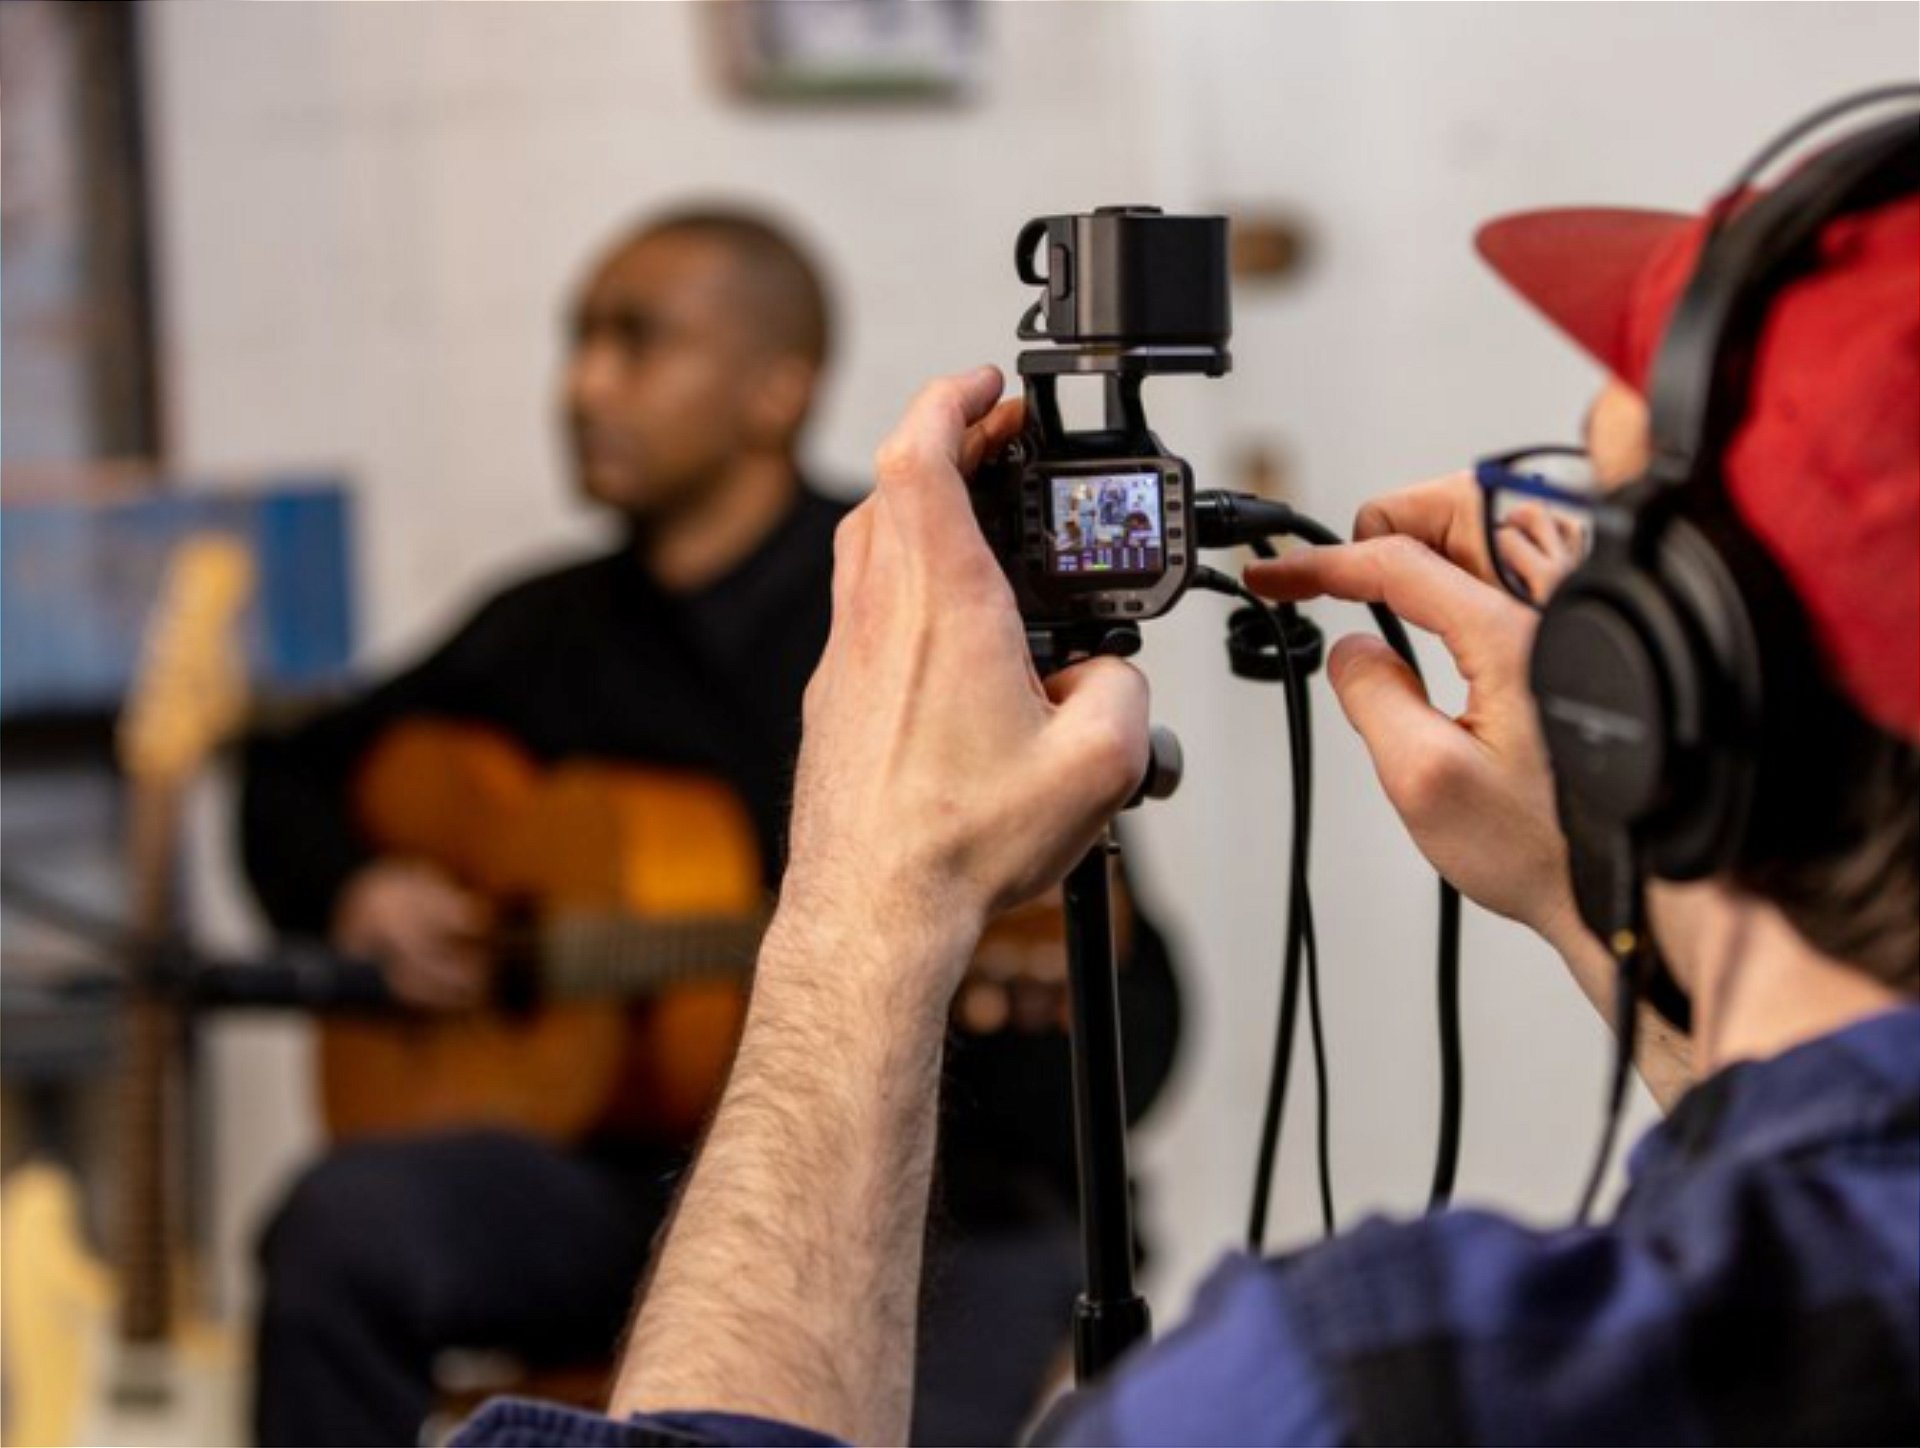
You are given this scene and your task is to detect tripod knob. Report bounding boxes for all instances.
[1126,724,1183,808]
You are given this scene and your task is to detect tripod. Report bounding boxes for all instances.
[1028,619,1183,1383]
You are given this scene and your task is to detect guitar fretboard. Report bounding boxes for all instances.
[536,911,769,1001]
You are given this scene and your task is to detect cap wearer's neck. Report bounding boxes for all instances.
[1656,880,1909,1081]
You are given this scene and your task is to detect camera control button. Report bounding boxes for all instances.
[1095,601,1116,615]
[1167,526,1184,540]
[1123,601,1145,614]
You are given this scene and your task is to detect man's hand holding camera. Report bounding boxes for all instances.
[611,366,1149,1445]
[784,365,1151,967]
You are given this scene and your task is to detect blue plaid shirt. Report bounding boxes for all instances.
[457,1006,1919,1447]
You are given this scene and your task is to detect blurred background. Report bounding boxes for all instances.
[3,3,1914,1444]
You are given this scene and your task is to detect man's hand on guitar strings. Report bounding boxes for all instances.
[333,859,493,1011]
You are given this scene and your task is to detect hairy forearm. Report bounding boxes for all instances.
[609,901,976,1444]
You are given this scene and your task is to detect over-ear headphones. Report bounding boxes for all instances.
[1532,91,1920,906]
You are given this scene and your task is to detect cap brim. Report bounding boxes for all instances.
[1476,208,1694,385]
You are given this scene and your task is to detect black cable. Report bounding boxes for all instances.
[1264,571,1335,1238]
[1261,515,1464,1212]
[1428,883,1463,1209]
[1281,616,1335,1237]
[1262,512,1424,676]
[1575,935,1643,1224]
[1295,691,1335,1237]
[1195,493,1465,1216]
[1199,565,1334,1249]
[1242,606,1310,1248]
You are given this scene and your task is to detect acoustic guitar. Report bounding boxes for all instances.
[320,719,1112,1148]
[1,535,254,1447]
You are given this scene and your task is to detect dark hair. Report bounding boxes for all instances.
[1740,688,1919,992]
[1733,534,1920,992]
[633,206,833,369]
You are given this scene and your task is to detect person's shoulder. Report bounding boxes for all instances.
[479,547,630,608]
[1287,1184,1918,1443]
[452,547,635,638]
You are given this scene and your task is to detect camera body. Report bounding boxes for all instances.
[972,207,1230,636]
[974,424,1194,627]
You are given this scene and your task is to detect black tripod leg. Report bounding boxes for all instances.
[1062,834,1151,1382]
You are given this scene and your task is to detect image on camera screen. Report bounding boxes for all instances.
[1047,472,1164,577]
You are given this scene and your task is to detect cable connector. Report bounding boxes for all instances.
[1193,492,1299,549]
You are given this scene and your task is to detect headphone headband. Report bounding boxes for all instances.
[1648,109,1920,488]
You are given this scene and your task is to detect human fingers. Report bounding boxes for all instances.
[958,396,1026,477]
[1495,522,1563,605]
[871,367,1008,583]
[416,880,489,940]
[1351,472,1495,584]
[1503,500,1586,570]
[385,946,488,1012]
[873,366,1005,489]
[1552,511,1586,554]
[1323,634,1488,830]
[1245,536,1527,680]
[1042,656,1151,811]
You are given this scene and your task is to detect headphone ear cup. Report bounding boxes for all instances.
[1646,513,1770,877]
[1531,569,1682,833]
[1530,517,1764,882]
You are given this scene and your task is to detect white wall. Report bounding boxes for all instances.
[144,0,1918,1337]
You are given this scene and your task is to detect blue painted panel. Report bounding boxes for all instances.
[0,480,357,718]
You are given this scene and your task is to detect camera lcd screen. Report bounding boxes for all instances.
[1047,472,1164,577]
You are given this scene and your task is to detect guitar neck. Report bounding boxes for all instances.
[118,782,183,1347]
[535,912,767,1002]
[108,532,253,1358]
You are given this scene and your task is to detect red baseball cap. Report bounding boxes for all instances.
[1474,191,1920,744]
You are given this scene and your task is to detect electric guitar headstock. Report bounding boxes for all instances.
[117,533,257,797]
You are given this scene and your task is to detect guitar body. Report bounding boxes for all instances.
[0,1163,241,1448]
[319,721,760,1146]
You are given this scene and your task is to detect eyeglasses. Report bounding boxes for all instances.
[1473,446,1600,607]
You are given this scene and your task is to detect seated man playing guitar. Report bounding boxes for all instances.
[240,208,1181,1448]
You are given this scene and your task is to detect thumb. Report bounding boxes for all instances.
[1325,634,1465,796]
[1044,657,1151,807]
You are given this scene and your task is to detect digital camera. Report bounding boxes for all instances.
[971,207,1231,636]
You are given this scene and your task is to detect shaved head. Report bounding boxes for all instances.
[609,207,832,368]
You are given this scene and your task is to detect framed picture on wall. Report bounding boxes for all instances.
[710,0,982,103]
